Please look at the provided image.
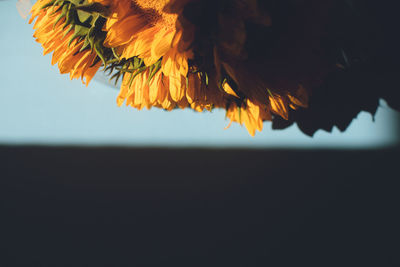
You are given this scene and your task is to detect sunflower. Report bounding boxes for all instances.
[30,0,102,85]
[29,0,400,136]
[28,0,310,136]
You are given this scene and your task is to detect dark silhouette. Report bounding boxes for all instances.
[178,0,400,135]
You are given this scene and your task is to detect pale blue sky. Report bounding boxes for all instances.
[0,1,398,148]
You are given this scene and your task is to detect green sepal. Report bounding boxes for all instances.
[94,38,107,65]
[76,10,93,27]
[40,0,57,12]
[63,3,74,29]
[74,3,110,17]
[87,27,96,51]
[146,60,161,84]
[69,0,85,6]
[133,57,144,69]
[62,24,74,38]
[50,2,64,15]
[110,71,122,85]
[76,10,92,25]
[238,106,242,123]
[128,66,147,88]
[111,48,120,61]
[79,37,91,52]
[89,56,101,68]
[68,24,90,47]
[53,0,65,7]
[52,4,68,29]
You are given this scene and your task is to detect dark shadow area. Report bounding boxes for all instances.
[1,146,399,266]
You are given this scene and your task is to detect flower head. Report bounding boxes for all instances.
[29,0,334,136]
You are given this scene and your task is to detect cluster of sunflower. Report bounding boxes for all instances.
[29,0,316,136]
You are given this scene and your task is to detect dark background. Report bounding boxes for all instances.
[1,145,399,266]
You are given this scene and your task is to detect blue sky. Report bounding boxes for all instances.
[0,1,398,148]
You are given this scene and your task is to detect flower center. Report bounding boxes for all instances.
[133,0,177,28]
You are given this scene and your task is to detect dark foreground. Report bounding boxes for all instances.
[1,146,399,266]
